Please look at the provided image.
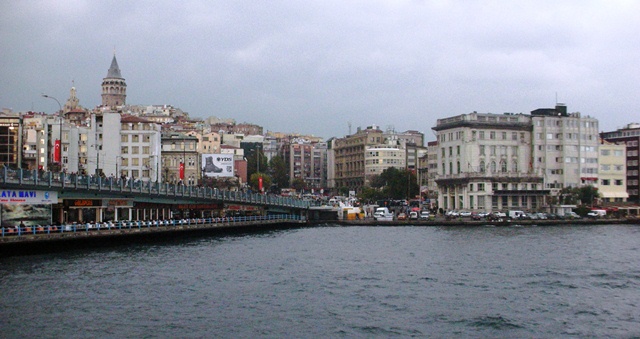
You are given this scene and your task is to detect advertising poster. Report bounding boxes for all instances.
[201,154,234,177]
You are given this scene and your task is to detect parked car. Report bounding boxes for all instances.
[409,211,418,220]
[471,212,482,220]
[419,211,431,220]
[459,211,472,217]
[397,213,407,220]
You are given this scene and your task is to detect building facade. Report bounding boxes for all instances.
[597,139,628,203]
[601,123,640,203]
[432,112,547,212]
[531,104,600,194]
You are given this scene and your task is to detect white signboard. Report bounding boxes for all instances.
[0,190,58,205]
[201,154,234,178]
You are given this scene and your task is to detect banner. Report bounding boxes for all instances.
[179,162,185,180]
[0,190,58,204]
[201,154,234,178]
[54,140,61,163]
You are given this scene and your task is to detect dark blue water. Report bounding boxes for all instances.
[2,224,640,338]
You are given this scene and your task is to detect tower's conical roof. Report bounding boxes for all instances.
[106,54,122,78]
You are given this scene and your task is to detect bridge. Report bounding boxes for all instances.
[0,167,310,227]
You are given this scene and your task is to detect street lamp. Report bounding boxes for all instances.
[42,94,62,172]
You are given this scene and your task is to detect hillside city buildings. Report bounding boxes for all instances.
[1,55,639,212]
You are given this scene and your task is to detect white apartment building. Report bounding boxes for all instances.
[531,104,600,194]
[118,115,162,181]
[432,112,547,212]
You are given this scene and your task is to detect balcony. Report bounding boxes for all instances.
[435,172,544,185]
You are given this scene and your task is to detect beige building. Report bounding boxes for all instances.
[433,112,546,212]
[332,126,384,192]
[364,146,406,186]
[598,140,628,203]
[531,104,600,194]
[161,133,199,184]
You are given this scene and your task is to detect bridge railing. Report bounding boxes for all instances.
[0,214,306,238]
[0,167,310,209]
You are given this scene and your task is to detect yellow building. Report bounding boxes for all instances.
[598,139,628,203]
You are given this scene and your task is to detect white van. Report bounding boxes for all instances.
[587,209,606,218]
[508,210,525,219]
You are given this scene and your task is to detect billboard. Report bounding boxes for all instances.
[202,154,234,177]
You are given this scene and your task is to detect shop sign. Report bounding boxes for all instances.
[105,199,133,207]
[65,199,102,207]
[0,190,58,205]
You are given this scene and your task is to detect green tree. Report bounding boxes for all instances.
[247,148,268,179]
[291,178,307,192]
[249,172,272,192]
[268,155,289,189]
[577,185,600,206]
[377,167,419,199]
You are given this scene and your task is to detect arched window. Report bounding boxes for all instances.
[491,161,497,173]
[512,160,518,172]
[479,160,485,173]
[457,161,461,174]
[500,160,507,173]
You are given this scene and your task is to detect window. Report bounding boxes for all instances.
[480,145,485,155]
[601,179,610,185]
[132,135,139,142]
[479,160,485,173]
[478,183,485,191]
[121,135,128,142]
[601,164,610,171]
[615,179,623,186]
[449,147,452,156]
[500,160,507,173]
[502,132,507,140]
[456,146,460,155]
[511,160,518,172]
[121,146,128,154]
[512,132,517,140]
[490,146,496,156]
[601,149,610,156]
[490,131,496,140]
[132,146,139,154]
[479,131,485,140]
[491,161,497,173]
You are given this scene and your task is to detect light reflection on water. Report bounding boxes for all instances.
[2,224,640,338]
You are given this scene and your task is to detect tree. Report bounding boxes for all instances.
[268,155,289,189]
[376,167,419,199]
[249,172,272,192]
[247,148,268,179]
[577,185,600,206]
[291,178,307,192]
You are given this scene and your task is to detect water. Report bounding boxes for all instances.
[2,224,640,338]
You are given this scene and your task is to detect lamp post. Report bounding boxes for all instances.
[42,94,62,172]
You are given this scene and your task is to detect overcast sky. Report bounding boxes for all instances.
[2,1,639,140]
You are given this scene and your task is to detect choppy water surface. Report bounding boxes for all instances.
[2,224,640,338]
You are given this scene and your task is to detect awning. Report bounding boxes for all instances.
[602,192,629,198]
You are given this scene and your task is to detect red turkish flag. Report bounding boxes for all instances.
[54,140,61,163]
[258,176,263,192]
[179,162,185,180]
